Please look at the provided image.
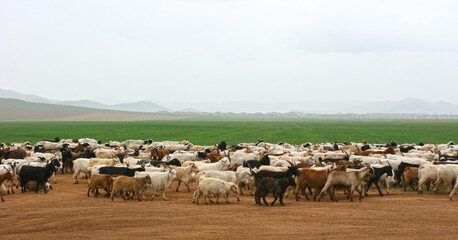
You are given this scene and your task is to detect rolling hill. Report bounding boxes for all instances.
[0,98,187,121]
[0,88,171,113]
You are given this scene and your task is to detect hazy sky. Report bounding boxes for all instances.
[1,0,457,105]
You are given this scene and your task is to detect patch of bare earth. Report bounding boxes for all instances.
[1,174,457,240]
[56,113,189,121]
[0,109,189,121]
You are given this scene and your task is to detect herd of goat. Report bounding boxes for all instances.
[1,138,458,205]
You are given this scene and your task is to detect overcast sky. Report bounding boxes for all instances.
[1,0,457,106]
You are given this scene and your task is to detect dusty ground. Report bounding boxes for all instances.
[1,174,457,240]
[0,109,190,121]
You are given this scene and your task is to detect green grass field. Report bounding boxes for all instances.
[0,119,456,145]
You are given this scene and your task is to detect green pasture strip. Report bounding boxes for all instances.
[0,120,456,145]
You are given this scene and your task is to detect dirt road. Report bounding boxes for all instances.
[1,174,457,239]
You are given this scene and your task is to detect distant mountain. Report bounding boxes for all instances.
[109,101,171,112]
[60,100,107,109]
[0,98,186,121]
[0,98,106,112]
[344,98,458,114]
[178,108,202,113]
[384,98,458,114]
[0,88,171,113]
[0,88,58,104]
[165,99,458,114]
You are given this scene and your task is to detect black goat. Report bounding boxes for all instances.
[42,137,60,142]
[34,145,45,153]
[243,155,270,169]
[253,165,299,184]
[440,155,458,161]
[166,158,182,166]
[400,146,415,153]
[333,142,339,151]
[217,141,227,152]
[61,149,74,174]
[231,145,244,150]
[19,163,56,193]
[255,176,296,206]
[99,166,144,177]
[366,165,393,196]
[83,149,95,159]
[197,152,207,159]
[303,143,311,148]
[361,145,371,151]
[150,158,181,167]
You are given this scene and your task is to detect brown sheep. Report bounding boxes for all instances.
[170,163,199,192]
[403,167,419,191]
[358,146,395,157]
[206,150,224,163]
[295,169,329,201]
[341,145,360,154]
[0,148,27,160]
[87,174,114,197]
[110,175,152,201]
[0,171,14,202]
[151,148,170,160]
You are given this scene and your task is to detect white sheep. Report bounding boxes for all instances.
[235,166,255,195]
[181,159,210,168]
[162,151,199,162]
[228,151,260,168]
[144,166,167,172]
[72,158,90,184]
[417,164,442,193]
[317,168,372,202]
[450,174,458,200]
[134,169,176,201]
[193,177,239,205]
[193,170,244,201]
[434,165,458,193]
[95,149,119,159]
[88,158,119,168]
[196,157,230,172]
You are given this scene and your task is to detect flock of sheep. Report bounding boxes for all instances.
[1,138,458,204]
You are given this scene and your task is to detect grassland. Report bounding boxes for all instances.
[0,119,456,145]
